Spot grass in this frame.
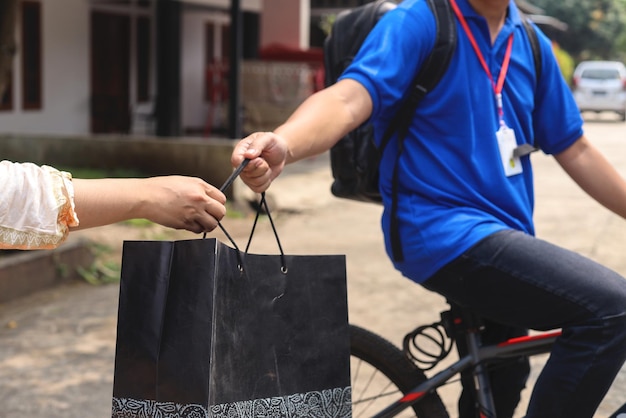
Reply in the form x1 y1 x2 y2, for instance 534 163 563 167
76 242 121 285
56 166 147 179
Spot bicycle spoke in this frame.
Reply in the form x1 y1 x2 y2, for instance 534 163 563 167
351 356 417 417
349 324 449 418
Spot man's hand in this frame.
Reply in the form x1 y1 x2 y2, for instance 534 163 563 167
231 132 290 193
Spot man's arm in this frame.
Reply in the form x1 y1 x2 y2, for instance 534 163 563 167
276 78 373 163
554 135 626 218
231 79 373 193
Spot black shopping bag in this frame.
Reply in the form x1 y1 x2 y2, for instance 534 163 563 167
111 192 352 417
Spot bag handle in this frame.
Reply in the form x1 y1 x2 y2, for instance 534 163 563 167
204 159 287 273
245 192 287 273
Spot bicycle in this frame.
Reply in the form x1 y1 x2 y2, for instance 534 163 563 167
349 301 626 418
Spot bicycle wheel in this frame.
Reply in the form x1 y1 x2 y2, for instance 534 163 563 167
350 324 449 418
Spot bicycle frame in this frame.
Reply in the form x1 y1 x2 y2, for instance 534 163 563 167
371 328 561 418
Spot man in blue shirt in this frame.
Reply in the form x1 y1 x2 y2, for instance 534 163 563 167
231 0 626 416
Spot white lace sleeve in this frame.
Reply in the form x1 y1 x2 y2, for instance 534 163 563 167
0 161 80 250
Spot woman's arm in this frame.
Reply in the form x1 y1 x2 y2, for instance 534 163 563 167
1 160 226 250
71 176 226 233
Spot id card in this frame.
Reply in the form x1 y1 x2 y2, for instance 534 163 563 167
496 125 523 177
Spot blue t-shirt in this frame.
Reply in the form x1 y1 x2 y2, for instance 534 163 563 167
339 0 584 283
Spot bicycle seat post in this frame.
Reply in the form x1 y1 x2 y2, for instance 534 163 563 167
465 327 497 417
446 304 498 417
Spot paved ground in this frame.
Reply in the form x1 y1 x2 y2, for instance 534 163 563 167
0 118 625 417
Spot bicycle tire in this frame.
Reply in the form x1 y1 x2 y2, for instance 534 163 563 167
350 324 449 418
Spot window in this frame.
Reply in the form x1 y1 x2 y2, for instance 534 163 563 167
205 22 215 64
205 21 230 102
221 24 230 63
21 1 42 110
0 73 13 111
581 69 621 81
136 16 151 102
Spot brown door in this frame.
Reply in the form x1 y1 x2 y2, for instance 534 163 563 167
90 12 130 134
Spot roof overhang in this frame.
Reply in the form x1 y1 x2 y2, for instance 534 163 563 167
527 14 568 31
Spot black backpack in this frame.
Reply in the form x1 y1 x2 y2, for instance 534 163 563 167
323 0 542 260
324 0 457 205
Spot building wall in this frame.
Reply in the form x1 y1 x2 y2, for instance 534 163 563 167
260 0 310 49
0 0 296 137
181 8 230 133
181 0 263 134
0 0 90 135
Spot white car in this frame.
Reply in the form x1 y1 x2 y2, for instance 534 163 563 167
572 60 626 121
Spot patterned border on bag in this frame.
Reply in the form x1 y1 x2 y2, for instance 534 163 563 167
112 397 207 417
209 387 352 418
112 387 352 418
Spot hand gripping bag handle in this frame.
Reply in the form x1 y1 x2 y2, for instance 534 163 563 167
204 159 287 273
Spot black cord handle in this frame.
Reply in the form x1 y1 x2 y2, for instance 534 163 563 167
245 192 287 273
202 158 250 248
205 159 287 273
220 158 250 193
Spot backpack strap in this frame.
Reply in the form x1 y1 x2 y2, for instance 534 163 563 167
387 0 457 262
379 0 456 154
521 16 542 83
514 16 542 158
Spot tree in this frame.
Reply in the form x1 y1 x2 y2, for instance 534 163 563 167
532 0 626 61
0 0 17 99
552 42 575 85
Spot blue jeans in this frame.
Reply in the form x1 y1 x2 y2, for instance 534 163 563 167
422 229 626 418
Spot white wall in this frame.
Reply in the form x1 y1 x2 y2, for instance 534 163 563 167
181 9 230 133
0 0 293 137
184 0 262 12
0 0 90 135
180 0 264 133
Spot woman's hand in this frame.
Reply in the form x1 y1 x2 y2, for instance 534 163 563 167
137 176 227 233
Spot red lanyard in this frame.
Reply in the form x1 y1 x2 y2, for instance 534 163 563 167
449 0 513 125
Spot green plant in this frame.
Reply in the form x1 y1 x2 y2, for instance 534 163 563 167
226 202 246 219
122 218 155 228
76 242 120 285
552 42 575 86
54 261 70 278
77 260 121 285
319 13 336 36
